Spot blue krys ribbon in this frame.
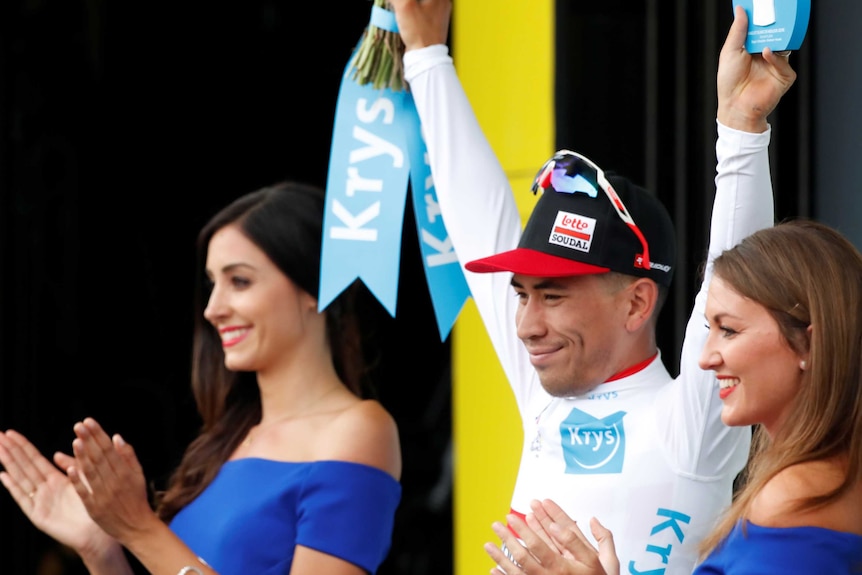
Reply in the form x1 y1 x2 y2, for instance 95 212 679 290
320 12 470 340
370 4 398 32
402 95 470 340
319 59 410 318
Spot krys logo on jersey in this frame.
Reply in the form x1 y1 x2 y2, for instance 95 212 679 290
560 408 626 474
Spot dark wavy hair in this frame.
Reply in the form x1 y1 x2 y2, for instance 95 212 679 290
155 181 368 522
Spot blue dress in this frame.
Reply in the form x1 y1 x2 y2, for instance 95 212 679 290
694 520 862 574
169 459 401 575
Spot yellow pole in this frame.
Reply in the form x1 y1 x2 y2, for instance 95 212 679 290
451 3 554 574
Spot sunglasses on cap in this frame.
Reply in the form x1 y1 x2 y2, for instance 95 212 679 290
532 149 652 271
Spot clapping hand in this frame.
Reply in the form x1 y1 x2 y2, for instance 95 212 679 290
66 417 157 543
0 428 114 557
484 499 619 575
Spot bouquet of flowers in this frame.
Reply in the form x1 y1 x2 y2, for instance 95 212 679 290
350 0 406 91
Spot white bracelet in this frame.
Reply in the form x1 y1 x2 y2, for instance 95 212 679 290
177 567 203 575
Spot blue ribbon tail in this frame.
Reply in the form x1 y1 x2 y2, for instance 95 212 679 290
402 95 471 340
320 59 411 317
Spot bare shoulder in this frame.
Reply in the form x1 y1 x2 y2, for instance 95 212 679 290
320 399 402 480
750 459 862 534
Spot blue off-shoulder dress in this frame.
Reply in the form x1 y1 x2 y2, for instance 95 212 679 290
169 459 401 575
694 520 862 574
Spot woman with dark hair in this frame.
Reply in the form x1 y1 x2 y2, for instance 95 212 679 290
0 181 402 575
484 220 862 574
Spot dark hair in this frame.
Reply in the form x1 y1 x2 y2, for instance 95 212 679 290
155 181 368 521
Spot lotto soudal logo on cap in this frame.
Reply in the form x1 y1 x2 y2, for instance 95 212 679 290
549 211 596 253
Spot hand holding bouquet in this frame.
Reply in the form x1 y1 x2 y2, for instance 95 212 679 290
350 0 406 91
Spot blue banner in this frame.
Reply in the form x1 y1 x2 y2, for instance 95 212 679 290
320 50 470 340
402 96 470 340
320 62 411 317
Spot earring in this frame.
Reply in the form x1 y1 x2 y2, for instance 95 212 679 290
800 360 807 371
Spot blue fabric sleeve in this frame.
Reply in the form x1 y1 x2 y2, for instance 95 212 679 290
296 461 402 574
694 521 862 574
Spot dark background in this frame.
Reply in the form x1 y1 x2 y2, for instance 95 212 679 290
1 2 453 574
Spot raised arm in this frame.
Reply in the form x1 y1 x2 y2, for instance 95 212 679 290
392 0 527 388
393 0 520 275
709 4 796 266
669 3 798 477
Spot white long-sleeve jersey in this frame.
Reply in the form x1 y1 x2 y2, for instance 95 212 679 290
404 45 774 574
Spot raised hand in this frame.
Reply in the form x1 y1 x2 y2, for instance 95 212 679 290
718 4 797 132
389 0 452 51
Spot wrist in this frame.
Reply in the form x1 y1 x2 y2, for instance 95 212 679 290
403 40 447 53
403 44 452 84
717 105 770 134
79 538 131 574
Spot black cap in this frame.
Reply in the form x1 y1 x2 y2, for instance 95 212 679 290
465 150 675 286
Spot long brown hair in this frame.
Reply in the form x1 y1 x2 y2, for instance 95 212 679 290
155 182 369 522
700 220 862 556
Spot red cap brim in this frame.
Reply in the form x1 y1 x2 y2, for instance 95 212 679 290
464 248 611 277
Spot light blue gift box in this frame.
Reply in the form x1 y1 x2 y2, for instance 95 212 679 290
734 0 810 53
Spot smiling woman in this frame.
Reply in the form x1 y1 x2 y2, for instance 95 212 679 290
699 274 808 434
202 225 320 376
693 219 862 570
0 182 403 575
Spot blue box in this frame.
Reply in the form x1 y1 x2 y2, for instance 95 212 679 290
733 0 811 53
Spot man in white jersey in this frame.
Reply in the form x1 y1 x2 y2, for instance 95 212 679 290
391 2 797 573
